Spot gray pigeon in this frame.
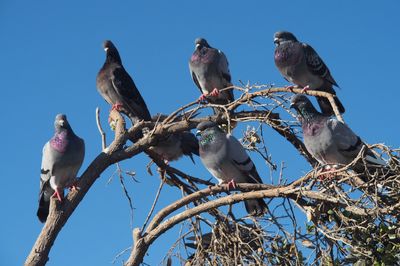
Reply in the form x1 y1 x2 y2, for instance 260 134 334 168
146 114 199 163
37 114 85 223
189 38 234 109
290 95 384 174
274 31 345 115
149 131 199 164
96 40 151 123
196 121 267 216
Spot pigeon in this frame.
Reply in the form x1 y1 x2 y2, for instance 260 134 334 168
290 95 385 174
37 114 85 223
274 31 345 115
96 40 151 123
189 38 234 111
145 114 199 163
149 131 199 164
196 121 267 216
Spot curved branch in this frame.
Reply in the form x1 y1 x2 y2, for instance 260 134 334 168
25 86 335 265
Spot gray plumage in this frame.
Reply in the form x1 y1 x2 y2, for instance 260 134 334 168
149 131 199 163
197 121 267 216
189 38 234 108
37 114 85 223
96 40 151 123
147 114 199 163
290 95 384 173
274 31 345 115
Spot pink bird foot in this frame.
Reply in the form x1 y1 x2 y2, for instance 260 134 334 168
52 188 63 202
69 180 79 192
111 103 124 111
227 179 237 190
318 165 336 180
301 85 310 93
198 94 207 103
209 88 220 97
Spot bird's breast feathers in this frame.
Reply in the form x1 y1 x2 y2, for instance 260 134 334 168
50 132 69 153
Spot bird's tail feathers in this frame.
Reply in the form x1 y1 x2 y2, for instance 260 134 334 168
365 154 386 166
244 198 267 216
316 96 345 116
37 191 50 223
181 132 200 163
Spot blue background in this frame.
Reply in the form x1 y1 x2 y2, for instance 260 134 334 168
1 1 399 265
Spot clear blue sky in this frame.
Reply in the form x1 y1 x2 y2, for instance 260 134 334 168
1 1 399 265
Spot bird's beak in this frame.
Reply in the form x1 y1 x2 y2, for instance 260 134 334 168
289 102 294 109
195 43 200 49
273 38 279 45
195 130 201 137
58 120 65 127
104 47 109 52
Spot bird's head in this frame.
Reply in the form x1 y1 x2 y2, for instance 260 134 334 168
290 94 319 119
196 121 221 146
103 40 116 52
54 114 70 130
196 121 218 136
273 31 298 46
194 38 211 50
102 40 121 63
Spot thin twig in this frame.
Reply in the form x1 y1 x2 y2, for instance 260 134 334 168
96 107 107 150
141 175 165 232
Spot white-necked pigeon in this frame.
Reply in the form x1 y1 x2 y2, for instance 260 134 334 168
274 31 345 115
196 121 267 216
37 114 85 223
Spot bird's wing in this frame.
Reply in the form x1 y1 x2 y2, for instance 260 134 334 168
180 132 199 163
227 134 263 184
329 119 386 165
190 69 203 94
73 137 85 171
40 142 54 186
111 66 151 120
302 43 338 87
328 119 362 158
218 50 232 83
217 50 234 102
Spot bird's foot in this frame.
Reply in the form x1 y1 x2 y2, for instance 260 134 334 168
198 94 208 103
209 88 220 97
68 180 79 192
227 179 237 190
111 103 124 111
52 188 63 202
318 165 337 180
301 85 310 93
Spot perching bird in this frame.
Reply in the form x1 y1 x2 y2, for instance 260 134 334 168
97 40 151 123
149 131 199 164
274 31 345 115
290 95 385 174
146 114 199 163
196 121 267 216
189 38 234 110
37 114 85 223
